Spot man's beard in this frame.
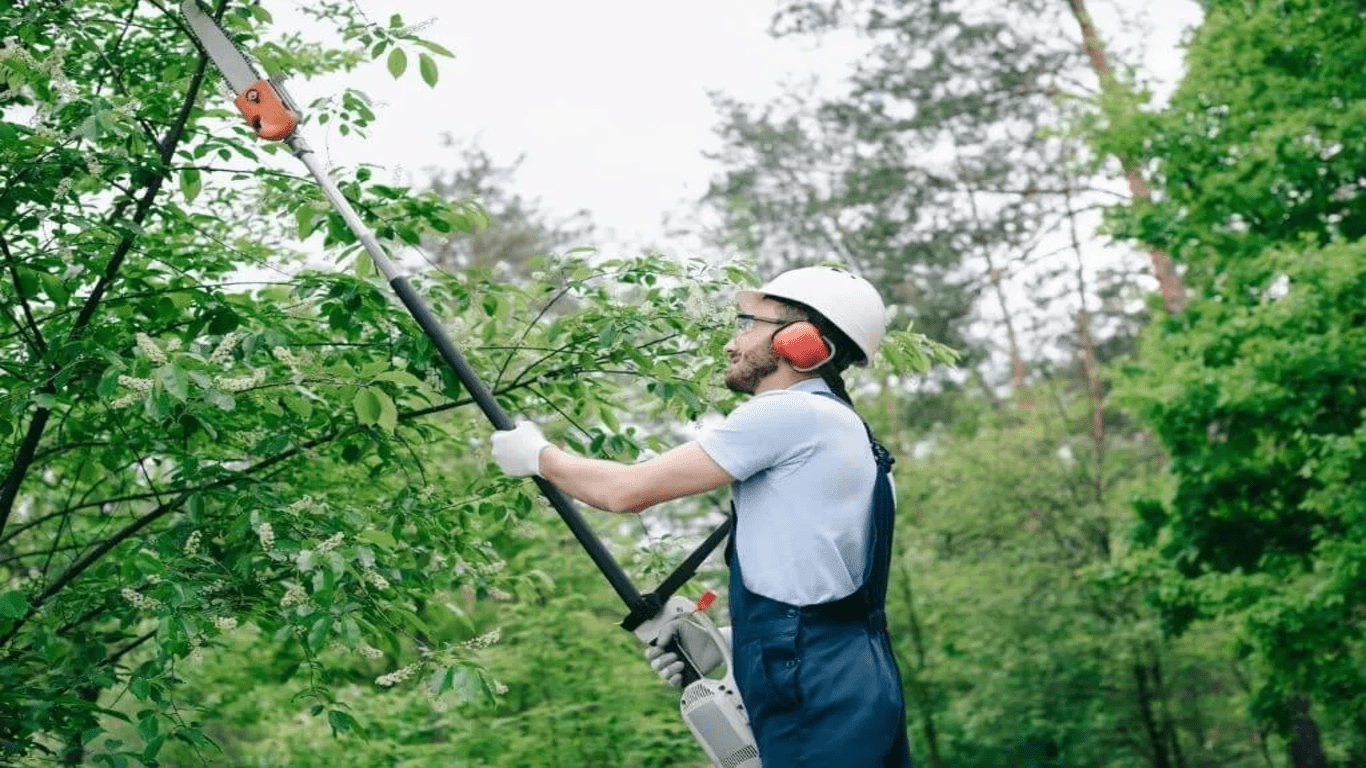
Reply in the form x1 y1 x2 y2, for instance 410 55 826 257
724 345 780 394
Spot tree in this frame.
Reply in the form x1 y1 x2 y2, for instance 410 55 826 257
701 0 1180 425
0 5 951 763
1108 0 1366 760
877 383 1267 768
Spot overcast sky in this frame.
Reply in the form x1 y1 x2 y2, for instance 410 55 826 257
286 1 1202 259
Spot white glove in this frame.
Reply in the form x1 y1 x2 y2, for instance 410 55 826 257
645 619 732 688
490 420 551 477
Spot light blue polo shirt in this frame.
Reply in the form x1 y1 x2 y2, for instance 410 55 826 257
697 378 880 606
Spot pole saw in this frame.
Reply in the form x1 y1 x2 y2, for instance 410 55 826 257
178 3 758 765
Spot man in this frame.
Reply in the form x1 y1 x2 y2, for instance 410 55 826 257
490 266 912 767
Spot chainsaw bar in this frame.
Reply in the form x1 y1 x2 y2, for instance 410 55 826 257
181 0 298 140
180 0 258 92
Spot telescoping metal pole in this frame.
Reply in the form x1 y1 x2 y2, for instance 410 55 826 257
178 0 727 650
285 133 736 623
288 134 729 658
285 134 652 607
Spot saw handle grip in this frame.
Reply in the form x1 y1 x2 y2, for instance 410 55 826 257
664 635 703 687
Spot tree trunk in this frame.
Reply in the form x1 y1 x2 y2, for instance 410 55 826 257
990 266 1029 401
1066 180 1106 479
1064 0 1188 315
1134 662 1173 768
1146 647 1187 768
1286 695 1328 768
961 173 1029 404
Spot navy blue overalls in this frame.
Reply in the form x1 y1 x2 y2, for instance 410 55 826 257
725 391 913 767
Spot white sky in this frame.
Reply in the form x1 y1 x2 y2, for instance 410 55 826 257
271 0 1205 307
298 0 865 256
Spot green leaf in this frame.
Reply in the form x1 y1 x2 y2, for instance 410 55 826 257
418 53 438 87
157 365 189 402
180 167 201 203
357 529 397 549
204 388 235 411
142 733 167 762
376 388 398 433
0 591 29 619
39 272 69 305
373 370 424 387
416 39 456 58
327 709 357 735
129 677 150 701
307 615 333 651
386 48 407 79
137 713 159 742
353 387 383 425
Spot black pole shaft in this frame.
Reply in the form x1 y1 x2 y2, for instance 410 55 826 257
655 517 730 602
388 276 643 608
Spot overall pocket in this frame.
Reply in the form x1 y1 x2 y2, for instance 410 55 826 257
752 617 802 709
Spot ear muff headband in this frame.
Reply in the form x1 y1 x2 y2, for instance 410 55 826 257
771 321 836 372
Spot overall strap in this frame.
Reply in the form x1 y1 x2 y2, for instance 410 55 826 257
810 390 899 628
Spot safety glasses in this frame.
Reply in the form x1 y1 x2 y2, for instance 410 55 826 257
735 313 789 334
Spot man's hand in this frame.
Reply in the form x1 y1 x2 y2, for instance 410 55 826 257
490 420 551 477
644 619 732 688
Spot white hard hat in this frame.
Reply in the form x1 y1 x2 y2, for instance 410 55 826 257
739 267 887 364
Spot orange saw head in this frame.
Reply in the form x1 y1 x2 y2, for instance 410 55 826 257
233 79 298 141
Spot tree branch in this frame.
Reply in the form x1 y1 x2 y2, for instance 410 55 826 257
0 44 212 540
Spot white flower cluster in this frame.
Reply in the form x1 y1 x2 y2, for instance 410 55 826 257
183 530 201 556
0 39 74 103
271 345 309 374
462 628 501 651
208 332 239 366
358 642 384 660
375 663 418 687
280 583 308 609
136 333 167 364
286 496 321 514
121 587 161 611
212 615 238 632
117 374 153 392
214 368 266 392
110 374 154 408
201 579 229 595
188 646 205 666
363 569 390 590
256 522 275 551
472 560 505 576
315 532 345 554
487 588 514 603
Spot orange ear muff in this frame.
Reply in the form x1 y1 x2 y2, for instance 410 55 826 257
772 322 835 372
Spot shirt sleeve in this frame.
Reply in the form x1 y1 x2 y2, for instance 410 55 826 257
696 393 814 481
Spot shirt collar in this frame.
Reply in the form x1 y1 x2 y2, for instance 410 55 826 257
754 377 832 398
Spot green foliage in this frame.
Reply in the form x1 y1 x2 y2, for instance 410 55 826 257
881 388 1269 767
1105 0 1366 753
0 4 947 761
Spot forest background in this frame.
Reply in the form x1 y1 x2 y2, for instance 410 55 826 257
1 0 1364 766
